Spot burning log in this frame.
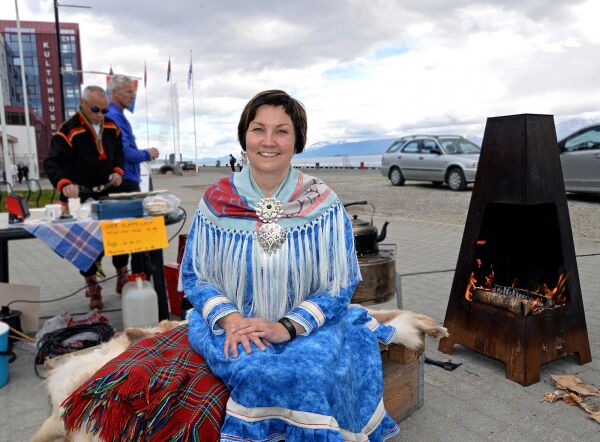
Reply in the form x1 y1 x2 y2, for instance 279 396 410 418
472 284 554 316
492 285 551 306
472 289 532 316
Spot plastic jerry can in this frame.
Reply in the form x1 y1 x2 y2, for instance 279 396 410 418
122 273 159 329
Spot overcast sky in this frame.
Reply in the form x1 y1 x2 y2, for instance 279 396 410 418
2 0 599 160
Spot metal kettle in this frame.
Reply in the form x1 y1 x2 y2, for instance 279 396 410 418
344 201 389 256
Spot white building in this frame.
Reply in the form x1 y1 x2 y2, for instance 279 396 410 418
2 106 41 180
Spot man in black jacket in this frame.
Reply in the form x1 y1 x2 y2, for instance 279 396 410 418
229 154 236 172
45 85 125 310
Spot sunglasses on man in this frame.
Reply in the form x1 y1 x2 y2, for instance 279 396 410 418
83 99 109 114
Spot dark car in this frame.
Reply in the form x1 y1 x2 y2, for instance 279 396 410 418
559 124 600 194
179 161 196 171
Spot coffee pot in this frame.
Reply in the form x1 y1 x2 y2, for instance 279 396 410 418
344 201 389 256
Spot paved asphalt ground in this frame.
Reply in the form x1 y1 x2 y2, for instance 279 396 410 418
1 167 599 441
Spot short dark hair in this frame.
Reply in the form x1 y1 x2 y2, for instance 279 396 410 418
237 90 307 154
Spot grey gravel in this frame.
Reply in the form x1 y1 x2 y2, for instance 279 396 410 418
313 168 600 241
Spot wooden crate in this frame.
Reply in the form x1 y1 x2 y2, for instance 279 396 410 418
380 343 424 423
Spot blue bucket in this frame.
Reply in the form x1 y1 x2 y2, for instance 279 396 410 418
0 322 9 388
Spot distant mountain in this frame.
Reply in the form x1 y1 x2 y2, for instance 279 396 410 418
191 117 597 162
297 135 487 157
180 155 229 164
298 138 396 158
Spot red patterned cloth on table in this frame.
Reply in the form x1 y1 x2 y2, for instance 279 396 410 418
61 324 228 442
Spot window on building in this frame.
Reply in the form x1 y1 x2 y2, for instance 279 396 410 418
6 111 26 125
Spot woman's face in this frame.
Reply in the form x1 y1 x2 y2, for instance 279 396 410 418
245 105 296 178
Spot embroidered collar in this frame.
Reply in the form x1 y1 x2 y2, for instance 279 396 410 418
200 165 337 231
77 111 107 160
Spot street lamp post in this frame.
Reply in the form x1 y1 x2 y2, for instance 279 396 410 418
53 1 91 122
15 0 36 178
53 0 66 122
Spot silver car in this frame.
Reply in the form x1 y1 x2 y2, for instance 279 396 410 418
559 124 600 194
381 135 480 191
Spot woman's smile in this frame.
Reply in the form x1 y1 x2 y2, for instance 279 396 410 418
245 105 296 191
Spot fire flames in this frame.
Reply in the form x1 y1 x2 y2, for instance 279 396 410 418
465 240 569 313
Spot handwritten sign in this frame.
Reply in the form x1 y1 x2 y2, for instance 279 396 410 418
101 217 168 256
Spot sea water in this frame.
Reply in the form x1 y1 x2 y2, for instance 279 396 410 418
195 154 384 168
292 154 382 168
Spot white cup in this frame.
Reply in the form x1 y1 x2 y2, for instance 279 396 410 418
68 198 81 218
29 208 45 221
0 212 8 229
78 204 91 219
44 204 62 221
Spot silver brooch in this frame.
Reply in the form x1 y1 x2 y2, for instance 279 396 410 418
257 222 286 255
256 197 286 254
256 197 283 223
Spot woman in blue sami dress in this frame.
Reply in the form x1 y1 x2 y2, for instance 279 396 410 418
181 90 400 441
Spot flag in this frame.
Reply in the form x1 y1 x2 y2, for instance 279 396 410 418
128 79 139 113
167 57 171 82
187 51 193 89
109 65 114 75
144 61 147 88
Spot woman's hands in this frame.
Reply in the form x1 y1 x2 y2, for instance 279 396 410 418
218 313 268 360
233 317 296 344
217 313 305 359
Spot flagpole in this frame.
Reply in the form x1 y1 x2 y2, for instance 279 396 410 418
144 61 149 149
167 56 176 161
189 50 198 174
175 83 181 161
170 83 176 161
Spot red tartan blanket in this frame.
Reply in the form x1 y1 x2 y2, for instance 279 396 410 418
61 324 229 442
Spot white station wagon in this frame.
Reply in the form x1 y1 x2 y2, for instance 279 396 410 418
559 124 600 194
381 135 480 191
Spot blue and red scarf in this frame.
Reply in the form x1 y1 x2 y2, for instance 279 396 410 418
200 166 337 230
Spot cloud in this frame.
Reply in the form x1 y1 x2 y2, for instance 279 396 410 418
3 0 599 159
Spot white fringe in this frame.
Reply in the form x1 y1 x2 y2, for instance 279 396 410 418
190 202 352 321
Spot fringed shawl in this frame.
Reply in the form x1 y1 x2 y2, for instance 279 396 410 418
187 166 355 321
